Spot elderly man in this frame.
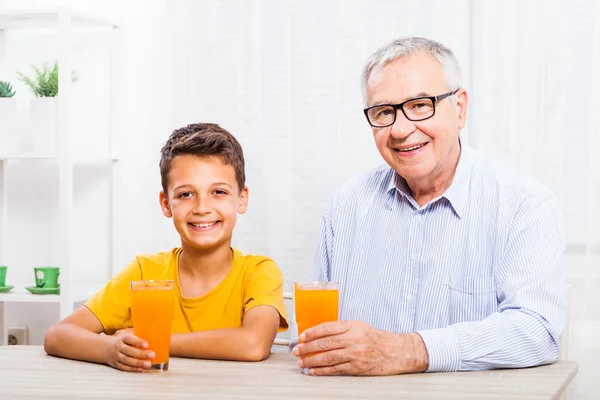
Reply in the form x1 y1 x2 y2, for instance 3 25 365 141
291 37 565 376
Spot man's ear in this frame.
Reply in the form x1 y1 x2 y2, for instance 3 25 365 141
159 191 172 218
237 186 249 214
455 88 468 129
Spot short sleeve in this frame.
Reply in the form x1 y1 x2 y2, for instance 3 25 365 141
243 259 288 332
84 259 142 335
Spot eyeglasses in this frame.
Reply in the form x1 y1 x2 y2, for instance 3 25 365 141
363 89 459 128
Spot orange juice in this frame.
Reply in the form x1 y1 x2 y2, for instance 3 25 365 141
130 280 175 371
294 282 339 337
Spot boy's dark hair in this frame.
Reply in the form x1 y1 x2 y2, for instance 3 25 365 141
160 123 246 193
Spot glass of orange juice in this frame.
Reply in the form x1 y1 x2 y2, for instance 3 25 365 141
130 280 175 371
294 281 340 373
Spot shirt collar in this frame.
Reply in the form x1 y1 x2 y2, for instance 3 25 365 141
384 143 472 218
385 170 410 198
441 144 472 219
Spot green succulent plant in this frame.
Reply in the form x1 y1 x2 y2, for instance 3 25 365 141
16 61 77 97
0 81 16 98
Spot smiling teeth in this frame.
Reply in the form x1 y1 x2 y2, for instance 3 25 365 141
191 222 216 228
398 144 425 152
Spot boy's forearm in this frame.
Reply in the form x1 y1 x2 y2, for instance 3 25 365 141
170 329 272 362
44 323 113 365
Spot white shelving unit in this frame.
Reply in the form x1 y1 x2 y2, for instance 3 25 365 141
0 8 122 345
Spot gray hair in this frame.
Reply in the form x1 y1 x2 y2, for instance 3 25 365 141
360 37 462 106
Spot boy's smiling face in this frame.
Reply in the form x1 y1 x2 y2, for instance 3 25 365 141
159 154 248 252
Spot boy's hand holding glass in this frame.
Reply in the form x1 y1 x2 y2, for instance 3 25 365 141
104 329 155 372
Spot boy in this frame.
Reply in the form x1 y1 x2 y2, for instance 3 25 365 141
44 123 288 371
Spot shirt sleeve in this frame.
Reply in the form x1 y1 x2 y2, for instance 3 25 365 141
243 259 289 332
418 192 565 371
84 259 143 335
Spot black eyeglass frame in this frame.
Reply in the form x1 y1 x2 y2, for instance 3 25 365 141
363 89 460 127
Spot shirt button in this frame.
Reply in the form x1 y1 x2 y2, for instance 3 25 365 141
415 214 422 222
406 294 414 301
410 253 418 261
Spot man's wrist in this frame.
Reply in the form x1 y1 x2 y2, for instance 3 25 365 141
406 332 429 372
389 332 428 374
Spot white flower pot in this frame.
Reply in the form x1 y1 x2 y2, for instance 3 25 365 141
29 97 57 154
0 97 17 153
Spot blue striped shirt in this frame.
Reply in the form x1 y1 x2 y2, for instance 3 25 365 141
298 145 565 372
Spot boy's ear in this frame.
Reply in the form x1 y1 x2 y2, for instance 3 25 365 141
237 186 249 215
159 191 173 218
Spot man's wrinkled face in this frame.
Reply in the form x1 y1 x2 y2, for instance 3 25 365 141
366 52 467 183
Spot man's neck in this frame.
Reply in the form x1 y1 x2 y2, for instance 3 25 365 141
405 144 461 207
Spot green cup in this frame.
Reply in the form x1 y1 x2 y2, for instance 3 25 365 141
34 267 60 288
0 266 7 287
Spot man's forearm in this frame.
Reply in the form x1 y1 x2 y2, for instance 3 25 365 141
170 328 272 362
418 309 561 372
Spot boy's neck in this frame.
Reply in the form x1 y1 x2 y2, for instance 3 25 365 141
178 243 233 282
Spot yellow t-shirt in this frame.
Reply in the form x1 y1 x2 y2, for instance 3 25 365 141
85 248 288 335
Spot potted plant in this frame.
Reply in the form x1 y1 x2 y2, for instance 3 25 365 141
0 81 17 152
0 81 15 98
16 61 77 153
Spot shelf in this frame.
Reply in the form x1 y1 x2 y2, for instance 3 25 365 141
0 8 120 30
0 153 58 160
73 155 120 164
0 6 121 321
0 153 120 162
0 285 102 304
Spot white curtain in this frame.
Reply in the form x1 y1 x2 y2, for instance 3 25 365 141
469 2 599 398
169 1 597 398
170 0 471 283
